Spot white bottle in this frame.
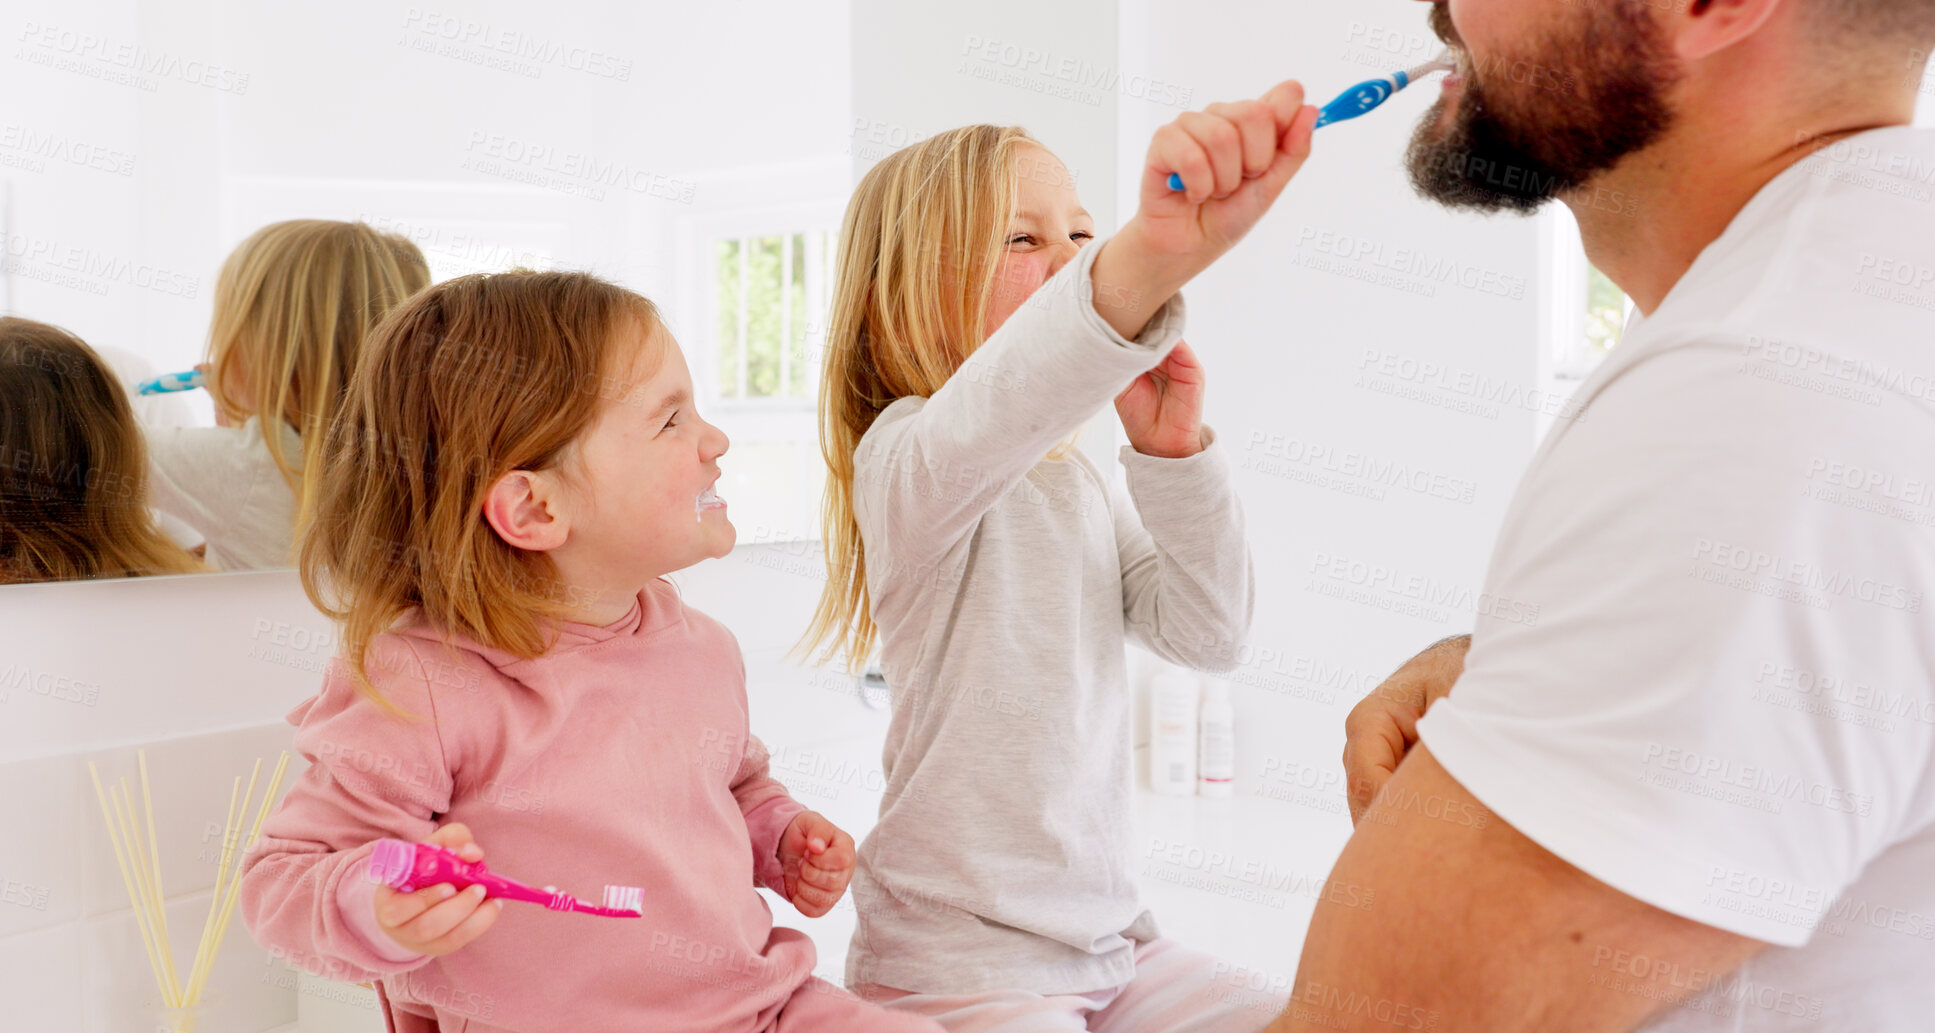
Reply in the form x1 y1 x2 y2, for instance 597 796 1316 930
1149 669 1199 795
1198 679 1235 797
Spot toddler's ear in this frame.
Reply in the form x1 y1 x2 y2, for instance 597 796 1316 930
483 469 570 552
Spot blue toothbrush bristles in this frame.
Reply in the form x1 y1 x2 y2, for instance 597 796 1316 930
137 369 207 395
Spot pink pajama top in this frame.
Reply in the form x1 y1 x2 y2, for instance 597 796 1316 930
238 579 813 1032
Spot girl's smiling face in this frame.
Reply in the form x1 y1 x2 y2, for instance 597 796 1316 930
484 318 734 624
570 323 735 577
984 144 1095 337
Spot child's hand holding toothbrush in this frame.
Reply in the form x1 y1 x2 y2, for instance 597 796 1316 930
1090 80 1320 341
776 811 855 918
373 822 504 956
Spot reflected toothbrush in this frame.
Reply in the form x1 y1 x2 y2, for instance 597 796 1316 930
138 369 206 395
366 838 646 918
1166 50 1456 192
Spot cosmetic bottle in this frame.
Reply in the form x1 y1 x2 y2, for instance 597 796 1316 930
1150 669 1198 795
1198 679 1234 798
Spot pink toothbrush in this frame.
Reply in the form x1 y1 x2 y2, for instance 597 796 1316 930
366 838 645 918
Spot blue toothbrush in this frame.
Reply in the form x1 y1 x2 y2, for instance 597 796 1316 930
1166 51 1455 192
137 369 205 395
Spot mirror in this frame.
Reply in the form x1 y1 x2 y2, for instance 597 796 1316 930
2 1 852 585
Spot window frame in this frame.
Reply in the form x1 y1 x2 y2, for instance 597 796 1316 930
685 203 845 415
673 195 846 544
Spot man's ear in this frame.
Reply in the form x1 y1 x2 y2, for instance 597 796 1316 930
1668 0 1786 63
483 469 570 552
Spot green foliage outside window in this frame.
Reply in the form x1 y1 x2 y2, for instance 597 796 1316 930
1584 265 1627 360
716 233 815 400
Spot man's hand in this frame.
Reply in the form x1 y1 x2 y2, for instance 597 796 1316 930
777 811 855 917
1343 635 1470 822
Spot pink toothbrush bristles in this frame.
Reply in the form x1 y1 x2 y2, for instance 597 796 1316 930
603 885 645 914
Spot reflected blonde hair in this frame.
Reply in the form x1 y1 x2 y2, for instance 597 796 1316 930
207 220 431 513
299 270 663 709
797 124 1041 669
0 318 206 583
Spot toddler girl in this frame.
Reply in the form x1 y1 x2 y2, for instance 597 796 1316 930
801 84 1319 1033
239 270 942 1033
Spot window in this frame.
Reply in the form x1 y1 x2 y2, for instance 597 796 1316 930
1917 46 1935 127
1580 264 1632 373
672 162 847 545
1544 209 1633 384
1537 207 1634 441
713 230 837 404
687 210 844 545
708 227 837 545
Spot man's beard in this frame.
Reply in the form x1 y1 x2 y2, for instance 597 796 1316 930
1406 1 1680 214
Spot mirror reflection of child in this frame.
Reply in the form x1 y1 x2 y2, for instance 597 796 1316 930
0 317 206 584
801 83 1320 1032
237 270 943 1033
146 220 429 570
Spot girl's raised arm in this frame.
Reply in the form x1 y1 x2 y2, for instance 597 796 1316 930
855 237 1188 562
857 82 1318 565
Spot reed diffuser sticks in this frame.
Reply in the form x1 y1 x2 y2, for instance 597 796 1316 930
86 750 292 1011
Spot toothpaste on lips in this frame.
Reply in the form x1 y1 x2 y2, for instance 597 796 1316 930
695 485 725 521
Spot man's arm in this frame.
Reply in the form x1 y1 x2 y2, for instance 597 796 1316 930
1267 745 1766 1033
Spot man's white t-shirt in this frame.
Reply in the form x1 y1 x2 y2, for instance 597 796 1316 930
1418 125 1935 1030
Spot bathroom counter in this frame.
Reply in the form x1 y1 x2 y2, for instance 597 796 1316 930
1130 787 1347 993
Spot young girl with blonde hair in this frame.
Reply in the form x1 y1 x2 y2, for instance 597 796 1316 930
0 317 205 583
800 85 1320 1031
147 219 430 569
238 269 943 1033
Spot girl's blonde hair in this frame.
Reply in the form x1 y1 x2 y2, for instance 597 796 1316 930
798 124 1040 669
0 318 206 583
299 269 663 709
206 220 431 510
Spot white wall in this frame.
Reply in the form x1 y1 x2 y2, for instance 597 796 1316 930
2 0 853 396
0 569 324 1033
850 0 1125 225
